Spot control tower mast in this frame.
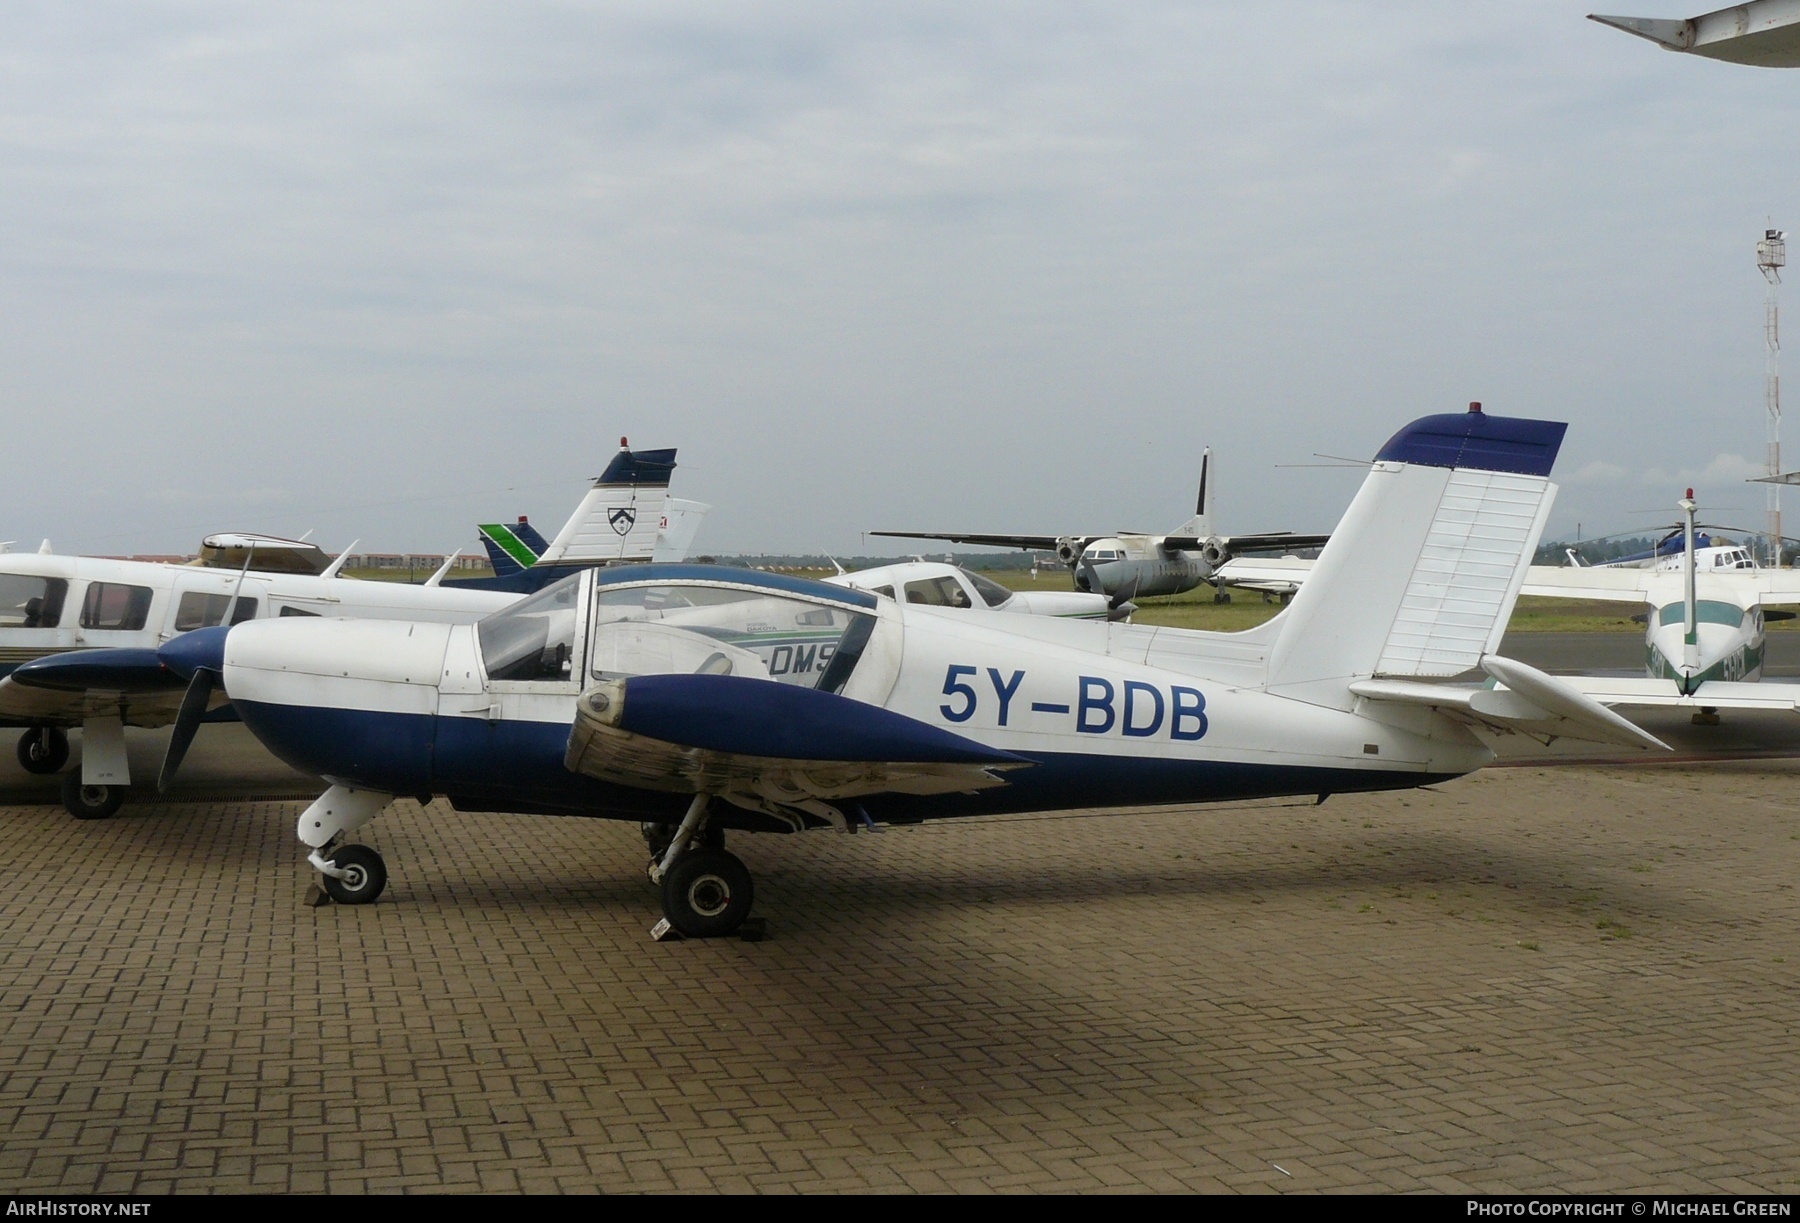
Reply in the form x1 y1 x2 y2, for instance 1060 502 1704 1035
1760 228 1786 566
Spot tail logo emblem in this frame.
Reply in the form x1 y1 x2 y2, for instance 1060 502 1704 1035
609 507 637 536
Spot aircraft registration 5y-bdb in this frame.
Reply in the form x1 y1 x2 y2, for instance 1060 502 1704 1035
141 407 1666 938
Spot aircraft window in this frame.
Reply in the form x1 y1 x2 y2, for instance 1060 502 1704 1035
904 577 972 608
0 576 67 629
1657 601 1745 628
278 605 322 618
79 582 153 632
174 591 259 631
871 585 895 600
960 569 1013 609
478 573 581 682
591 583 873 689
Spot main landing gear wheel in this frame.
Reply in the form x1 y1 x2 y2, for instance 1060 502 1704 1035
18 727 69 775
661 849 754 938
320 843 387 905
61 773 123 820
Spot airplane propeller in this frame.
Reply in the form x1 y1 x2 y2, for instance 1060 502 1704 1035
1079 557 1139 622
153 626 231 793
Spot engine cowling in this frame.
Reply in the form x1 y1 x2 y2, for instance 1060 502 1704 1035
1200 537 1228 568
1055 536 1081 564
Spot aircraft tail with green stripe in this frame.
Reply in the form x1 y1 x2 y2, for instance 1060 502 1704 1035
472 439 711 585
477 517 552 578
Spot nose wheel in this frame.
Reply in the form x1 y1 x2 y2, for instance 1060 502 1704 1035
313 843 388 905
18 727 70 775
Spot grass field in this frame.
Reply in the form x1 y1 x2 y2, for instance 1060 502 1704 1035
773 564 1797 634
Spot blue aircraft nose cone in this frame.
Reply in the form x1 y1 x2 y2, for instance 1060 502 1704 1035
157 625 231 680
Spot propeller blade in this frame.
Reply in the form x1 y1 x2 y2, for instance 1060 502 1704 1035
158 668 216 793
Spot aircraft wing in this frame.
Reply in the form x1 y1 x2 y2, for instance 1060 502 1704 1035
1752 570 1800 605
1538 675 1800 712
565 673 1033 814
0 648 205 728
1160 532 1331 554
1351 655 1669 751
1518 565 1655 603
868 531 1075 552
1212 555 1314 594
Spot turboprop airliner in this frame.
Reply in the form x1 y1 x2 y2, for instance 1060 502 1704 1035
873 448 1330 606
1519 490 1800 718
34 405 1671 938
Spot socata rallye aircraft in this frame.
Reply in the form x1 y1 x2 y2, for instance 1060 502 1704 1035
36 406 1669 939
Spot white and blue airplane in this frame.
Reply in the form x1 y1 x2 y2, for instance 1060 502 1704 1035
0 442 710 818
38 407 1668 937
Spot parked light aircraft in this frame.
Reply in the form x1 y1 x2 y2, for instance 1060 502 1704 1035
470 440 711 591
0 443 710 818
1518 490 1800 716
873 448 1330 606
1591 2 1800 67
36 406 1672 938
825 561 1114 620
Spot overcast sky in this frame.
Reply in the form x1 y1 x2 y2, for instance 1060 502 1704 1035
3 2 1798 557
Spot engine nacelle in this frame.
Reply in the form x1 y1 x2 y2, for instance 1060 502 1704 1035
1200 537 1228 568
1055 536 1082 565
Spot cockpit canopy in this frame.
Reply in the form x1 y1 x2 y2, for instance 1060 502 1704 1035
474 567 879 693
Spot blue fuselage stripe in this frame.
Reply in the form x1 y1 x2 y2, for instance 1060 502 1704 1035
231 701 1452 826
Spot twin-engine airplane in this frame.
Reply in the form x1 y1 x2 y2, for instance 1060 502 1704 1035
1519 491 1800 717
873 448 1330 606
0 442 710 818
62 406 1669 939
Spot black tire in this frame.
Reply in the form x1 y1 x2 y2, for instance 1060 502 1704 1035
18 727 69 775
661 848 754 938
61 772 123 820
320 844 387 905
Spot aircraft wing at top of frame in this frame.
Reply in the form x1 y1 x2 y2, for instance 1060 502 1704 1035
1590 3 1800 67
1520 565 1657 603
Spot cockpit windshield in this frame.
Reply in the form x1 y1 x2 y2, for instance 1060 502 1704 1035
477 573 581 682
960 568 1013 609
591 582 874 692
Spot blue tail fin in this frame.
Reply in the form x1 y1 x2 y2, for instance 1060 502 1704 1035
478 517 549 577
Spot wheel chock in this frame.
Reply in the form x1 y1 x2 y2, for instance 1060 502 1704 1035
738 917 767 942
305 882 333 908
650 917 682 941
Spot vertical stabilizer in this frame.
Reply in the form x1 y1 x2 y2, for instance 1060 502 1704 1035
1264 408 1565 709
537 443 678 565
1169 448 1214 538
652 498 712 562
478 516 549 577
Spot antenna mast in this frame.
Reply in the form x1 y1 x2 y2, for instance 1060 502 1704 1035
1759 228 1786 566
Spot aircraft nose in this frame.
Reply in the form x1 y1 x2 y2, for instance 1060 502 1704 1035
158 625 231 680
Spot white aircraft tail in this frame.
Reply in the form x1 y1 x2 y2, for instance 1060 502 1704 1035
1264 407 1565 708
538 442 680 565
1168 447 1213 539
651 498 712 562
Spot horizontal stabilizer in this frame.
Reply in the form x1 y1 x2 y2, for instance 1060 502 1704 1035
1351 655 1669 751
1547 675 1800 711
